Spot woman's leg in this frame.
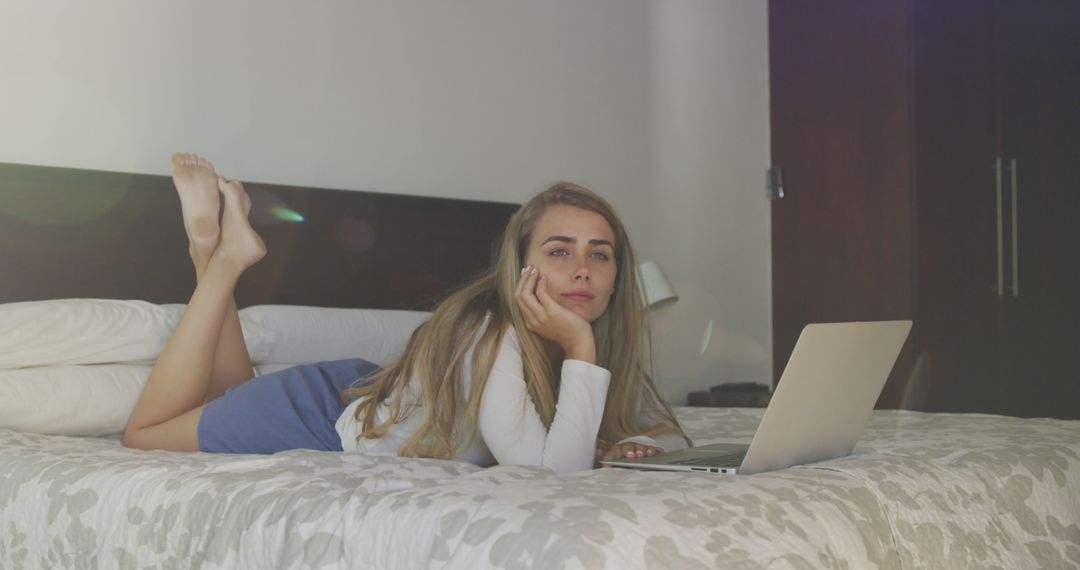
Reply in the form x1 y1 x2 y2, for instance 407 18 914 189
206 298 253 402
170 153 258 403
124 175 266 451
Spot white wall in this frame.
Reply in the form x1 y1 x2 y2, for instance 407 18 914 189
647 1 772 401
0 0 770 403
0 1 652 204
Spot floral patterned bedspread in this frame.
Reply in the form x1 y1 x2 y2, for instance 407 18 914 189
1 408 1077 569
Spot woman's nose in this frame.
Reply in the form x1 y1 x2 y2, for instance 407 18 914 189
573 263 590 281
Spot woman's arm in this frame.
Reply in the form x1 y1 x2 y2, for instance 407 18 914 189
477 327 609 474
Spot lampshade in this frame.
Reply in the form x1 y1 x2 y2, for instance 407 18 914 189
639 261 678 306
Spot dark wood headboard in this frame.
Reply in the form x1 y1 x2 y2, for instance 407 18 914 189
0 162 519 310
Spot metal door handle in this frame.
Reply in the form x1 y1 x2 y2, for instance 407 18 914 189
995 157 1004 297
1010 159 1019 297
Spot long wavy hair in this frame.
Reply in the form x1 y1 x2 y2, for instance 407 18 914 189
341 182 687 459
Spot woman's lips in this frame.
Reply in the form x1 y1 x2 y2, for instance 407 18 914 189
562 292 594 302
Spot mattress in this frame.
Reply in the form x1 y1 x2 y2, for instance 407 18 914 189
2 407 1077 569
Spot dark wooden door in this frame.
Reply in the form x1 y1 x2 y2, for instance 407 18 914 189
770 0 1079 416
768 0 915 405
996 0 1080 419
909 0 1004 414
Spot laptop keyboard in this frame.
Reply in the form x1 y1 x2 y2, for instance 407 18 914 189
671 453 746 468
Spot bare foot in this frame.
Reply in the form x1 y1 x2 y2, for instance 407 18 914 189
215 178 266 271
171 153 221 267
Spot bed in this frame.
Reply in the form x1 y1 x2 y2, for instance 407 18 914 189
1 163 1078 569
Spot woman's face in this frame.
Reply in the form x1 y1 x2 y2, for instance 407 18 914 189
523 204 618 322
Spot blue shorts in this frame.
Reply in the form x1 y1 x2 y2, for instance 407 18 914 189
197 358 381 454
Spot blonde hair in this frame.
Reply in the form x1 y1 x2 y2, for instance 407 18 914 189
341 182 687 459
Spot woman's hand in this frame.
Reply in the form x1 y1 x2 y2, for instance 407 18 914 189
595 442 662 467
515 266 595 362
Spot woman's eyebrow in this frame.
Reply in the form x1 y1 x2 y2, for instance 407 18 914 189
541 236 614 248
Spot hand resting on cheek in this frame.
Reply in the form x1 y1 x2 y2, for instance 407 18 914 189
514 266 596 364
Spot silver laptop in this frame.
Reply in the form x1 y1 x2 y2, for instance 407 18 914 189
602 320 912 475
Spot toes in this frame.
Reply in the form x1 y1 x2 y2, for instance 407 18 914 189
217 177 244 197
170 153 190 168
217 176 242 190
218 177 252 214
171 152 215 171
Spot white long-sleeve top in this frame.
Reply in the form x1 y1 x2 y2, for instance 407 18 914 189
335 318 686 473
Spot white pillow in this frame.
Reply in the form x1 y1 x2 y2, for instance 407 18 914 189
240 305 429 367
0 364 151 436
0 300 426 436
0 298 271 369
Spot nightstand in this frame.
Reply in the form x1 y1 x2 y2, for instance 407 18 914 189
687 383 772 407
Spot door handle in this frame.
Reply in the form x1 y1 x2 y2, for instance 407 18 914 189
994 157 1004 297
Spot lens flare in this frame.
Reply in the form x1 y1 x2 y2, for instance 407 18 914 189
700 319 714 355
270 206 304 223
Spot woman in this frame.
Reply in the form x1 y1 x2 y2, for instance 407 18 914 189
123 154 689 473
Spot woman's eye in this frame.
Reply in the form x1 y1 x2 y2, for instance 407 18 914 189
547 248 609 260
